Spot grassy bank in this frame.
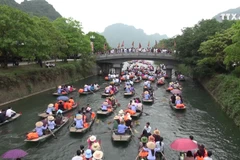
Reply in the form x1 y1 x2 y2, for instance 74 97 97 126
201 74 240 127
0 61 97 105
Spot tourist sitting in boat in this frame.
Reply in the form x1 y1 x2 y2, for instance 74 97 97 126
138 136 149 159
71 150 82 160
170 94 176 104
84 149 93 160
143 91 150 100
87 135 97 149
125 86 131 93
46 103 55 115
85 109 92 123
35 121 47 137
116 120 129 135
129 80 134 85
64 100 73 110
144 122 152 134
5 107 16 119
93 150 104 160
58 101 65 111
74 114 83 129
91 142 101 153
155 136 164 159
104 87 110 94
113 115 120 130
47 116 56 130
134 98 141 103
69 97 75 105
90 84 95 91
94 83 99 90
175 96 185 108
142 141 160 160
173 81 180 89
84 85 89 92
152 129 161 140
130 85 135 92
0 110 6 123
125 103 137 115
101 101 109 111
124 113 132 131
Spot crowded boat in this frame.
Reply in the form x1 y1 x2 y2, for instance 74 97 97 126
52 85 76 96
78 83 100 95
0 107 21 126
101 85 119 97
97 97 117 116
169 94 186 110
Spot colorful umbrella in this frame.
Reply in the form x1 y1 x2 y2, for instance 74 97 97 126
170 138 198 152
1 149 28 159
57 96 69 101
171 89 182 94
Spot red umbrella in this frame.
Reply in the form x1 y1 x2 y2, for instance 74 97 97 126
170 138 198 152
171 89 182 94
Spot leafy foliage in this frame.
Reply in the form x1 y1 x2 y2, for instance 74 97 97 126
0 6 107 69
87 32 110 53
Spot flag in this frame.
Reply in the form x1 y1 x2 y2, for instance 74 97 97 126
148 41 150 48
121 41 124 47
155 40 158 46
132 41 134 47
117 43 120 49
139 43 142 48
104 43 107 50
174 40 176 47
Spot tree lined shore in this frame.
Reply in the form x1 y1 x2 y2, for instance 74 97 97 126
0 5 109 68
160 19 240 126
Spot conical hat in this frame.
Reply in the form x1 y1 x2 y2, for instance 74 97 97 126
176 96 180 100
35 121 43 127
103 102 108 106
89 135 96 142
76 114 82 120
93 150 104 159
48 103 54 108
153 129 160 135
114 115 120 120
48 116 54 121
58 86 61 89
147 141 156 149
91 142 101 151
118 109 124 115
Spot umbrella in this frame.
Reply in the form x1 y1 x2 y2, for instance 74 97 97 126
57 96 69 101
171 89 182 94
170 138 198 152
1 149 28 159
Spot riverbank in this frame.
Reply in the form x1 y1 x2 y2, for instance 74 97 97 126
0 61 97 106
176 64 240 127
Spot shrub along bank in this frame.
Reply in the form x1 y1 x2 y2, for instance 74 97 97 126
201 75 240 127
0 62 97 105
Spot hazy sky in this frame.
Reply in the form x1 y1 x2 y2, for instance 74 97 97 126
16 0 240 37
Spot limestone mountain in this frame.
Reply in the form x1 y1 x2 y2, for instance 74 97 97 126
213 6 240 21
0 0 61 21
102 23 168 48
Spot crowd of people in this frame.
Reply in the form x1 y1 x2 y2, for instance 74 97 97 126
57 85 74 94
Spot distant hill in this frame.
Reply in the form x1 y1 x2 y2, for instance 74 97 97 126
102 23 168 48
0 0 61 21
213 7 240 21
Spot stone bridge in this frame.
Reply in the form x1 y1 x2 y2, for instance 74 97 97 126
95 52 180 76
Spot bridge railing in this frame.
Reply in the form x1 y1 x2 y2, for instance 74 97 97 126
95 52 174 60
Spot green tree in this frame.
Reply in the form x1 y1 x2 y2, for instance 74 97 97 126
53 17 84 60
87 32 110 53
197 28 236 76
0 5 37 68
224 21 240 68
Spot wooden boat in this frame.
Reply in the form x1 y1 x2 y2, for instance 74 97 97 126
157 80 165 85
52 88 76 96
101 90 119 97
169 100 186 110
24 117 69 142
124 91 135 96
0 113 21 126
112 130 132 142
142 97 154 104
69 112 96 133
79 87 100 95
131 106 143 119
97 105 117 116
38 103 78 118
177 76 186 81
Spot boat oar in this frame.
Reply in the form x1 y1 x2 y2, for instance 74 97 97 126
89 90 95 94
135 149 142 160
142 111 150 116
48 127 57 139
160 151 167 160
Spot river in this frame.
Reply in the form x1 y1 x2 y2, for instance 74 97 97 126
0 61 239 160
